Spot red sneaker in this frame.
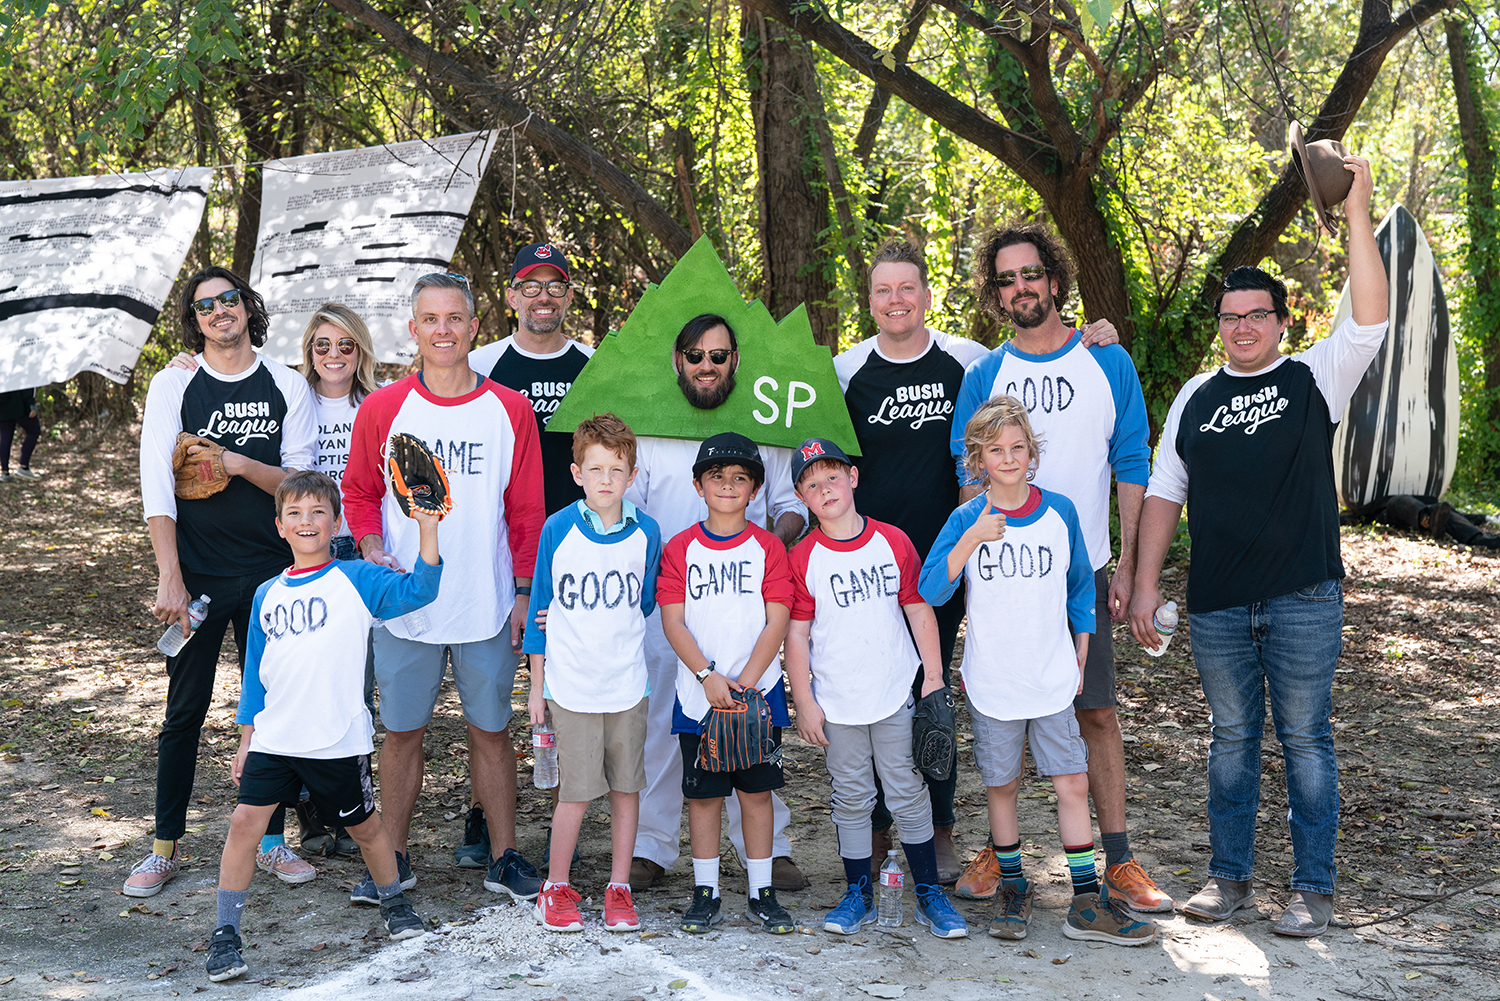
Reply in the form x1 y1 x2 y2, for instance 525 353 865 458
534 882 584 932
604 883 641 932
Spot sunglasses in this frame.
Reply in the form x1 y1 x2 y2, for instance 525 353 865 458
313 337 358 356
191 288 243 315
417 271 470 284
511 280 571 299
991 265 1048 288
680 348 732 365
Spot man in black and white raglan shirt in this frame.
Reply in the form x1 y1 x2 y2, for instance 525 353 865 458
133 267 316 897
470 243 594 515
1130 156 1387 938
837 239 1119 882
462 243 594 868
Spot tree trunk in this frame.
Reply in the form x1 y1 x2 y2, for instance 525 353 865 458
1446 17 1500 476
743 9 839 349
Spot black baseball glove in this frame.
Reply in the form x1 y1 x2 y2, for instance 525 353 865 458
911 687 957 781
386 432 453 520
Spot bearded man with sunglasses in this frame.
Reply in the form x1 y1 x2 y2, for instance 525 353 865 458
133 267 317 897
948 227 1173 917
624 313 811 894
1130 156 1387 936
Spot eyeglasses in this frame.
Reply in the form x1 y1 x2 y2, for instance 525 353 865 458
190 288 243 315
1217 310 1273 329
511 280 571 298
680 348 732 365
990 265 1047 288
313 337 358 357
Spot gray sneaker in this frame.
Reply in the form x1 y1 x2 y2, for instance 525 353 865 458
1272 890 1333 937
381 892 426 940
988 878 1033 940
1181 878 1255 922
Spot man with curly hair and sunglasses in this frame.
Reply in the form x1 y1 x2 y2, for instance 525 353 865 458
947 226 1172 917
133 267 317 897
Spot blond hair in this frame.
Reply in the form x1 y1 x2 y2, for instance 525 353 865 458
301 303 378 404
963 396 1043 483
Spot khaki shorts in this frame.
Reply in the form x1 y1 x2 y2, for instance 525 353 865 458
547 697 648 803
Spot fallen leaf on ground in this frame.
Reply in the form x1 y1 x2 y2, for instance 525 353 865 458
394 968 430 983
857 985 905 999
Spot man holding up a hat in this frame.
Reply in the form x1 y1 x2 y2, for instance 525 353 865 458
1129 152 1388 937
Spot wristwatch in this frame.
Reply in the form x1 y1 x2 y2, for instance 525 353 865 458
695 661 716 683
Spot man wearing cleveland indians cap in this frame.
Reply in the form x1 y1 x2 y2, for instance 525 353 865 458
461 243 594 868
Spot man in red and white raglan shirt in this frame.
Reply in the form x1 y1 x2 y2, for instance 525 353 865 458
343 272 548 903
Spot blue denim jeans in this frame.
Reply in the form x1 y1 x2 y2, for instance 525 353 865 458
1188 578 1343 895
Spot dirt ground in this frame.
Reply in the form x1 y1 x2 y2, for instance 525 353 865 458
2 423 1499 1000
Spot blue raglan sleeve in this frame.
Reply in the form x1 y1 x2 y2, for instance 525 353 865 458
235 580 275 725
1097 345 1152 486
951 352 1000 487
1058 495 1097 635
639 514 664 619
919 502 976 606
342 558 443 620
523 514 566 656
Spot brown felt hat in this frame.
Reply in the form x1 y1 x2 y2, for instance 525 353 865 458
1289 121 1354 234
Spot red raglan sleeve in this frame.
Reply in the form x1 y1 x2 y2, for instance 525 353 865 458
656 530 690 605
788 537 817 622
759 529 795 610
881 521 926 605
498 384 545 577
342 381 404 545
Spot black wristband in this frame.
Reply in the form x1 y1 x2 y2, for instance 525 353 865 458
515 586 531 595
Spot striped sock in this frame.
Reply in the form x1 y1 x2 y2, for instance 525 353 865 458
1064 842 1099 897
996 841 1023 882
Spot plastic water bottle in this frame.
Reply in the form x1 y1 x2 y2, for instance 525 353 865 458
877 850 903 926
1145 600 1178 657
532 710 558 789
157 595 211 657
403 605 430 636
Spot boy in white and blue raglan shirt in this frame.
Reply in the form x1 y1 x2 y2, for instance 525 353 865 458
206 471 442 983
524 414 662 935
920 398 1155 947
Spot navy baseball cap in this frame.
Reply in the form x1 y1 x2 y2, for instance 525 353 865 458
510 242 571 282
693 432 764 482
791 437 852 485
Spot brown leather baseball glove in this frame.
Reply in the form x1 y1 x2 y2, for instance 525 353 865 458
172 432 229 500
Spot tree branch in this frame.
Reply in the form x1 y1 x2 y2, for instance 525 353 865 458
323 0 693 258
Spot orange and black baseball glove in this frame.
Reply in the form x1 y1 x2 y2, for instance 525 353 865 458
386 432 453 520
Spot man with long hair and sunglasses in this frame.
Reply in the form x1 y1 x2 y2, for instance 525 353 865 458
458 245 594 868
947 226 1174 922
132 267 317 897
343 271 548 905
1130 155 1387 937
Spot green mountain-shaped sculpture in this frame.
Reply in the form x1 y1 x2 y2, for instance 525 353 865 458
549 236 859 454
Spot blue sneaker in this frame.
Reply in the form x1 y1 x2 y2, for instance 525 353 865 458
453 806 491 869
823 880 876 935
484 847 543 902
350 851 416 905
914 884 969 938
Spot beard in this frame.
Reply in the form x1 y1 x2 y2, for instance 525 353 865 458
678 367 735 410
522 303 564 336
1007 289 1053 329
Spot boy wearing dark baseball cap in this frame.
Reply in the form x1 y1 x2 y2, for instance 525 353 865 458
655 432 797 934
784 438 968 938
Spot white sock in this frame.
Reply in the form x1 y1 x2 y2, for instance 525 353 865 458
607 881 630 892
691 856 721 897
747 857 773 896
543 880 567 891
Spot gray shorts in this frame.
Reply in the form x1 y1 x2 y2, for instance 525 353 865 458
371 625 516 733
970 702 1089 786
1074 567 1116 711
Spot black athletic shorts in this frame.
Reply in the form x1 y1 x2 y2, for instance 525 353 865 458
239 751 376 827
678 728 785 800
